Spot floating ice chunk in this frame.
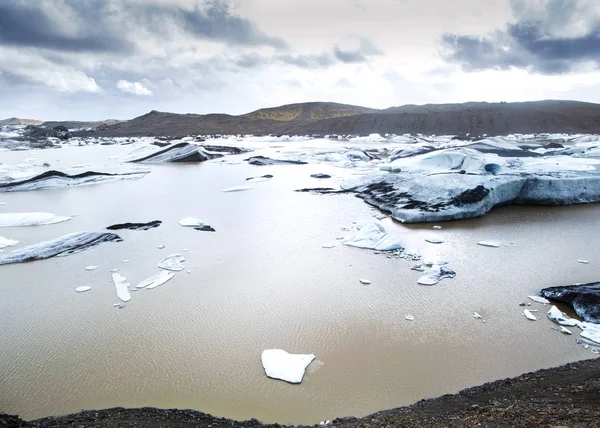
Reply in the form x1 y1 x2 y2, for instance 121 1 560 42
0 232 121 265
342 222 404 251
158 254 185 271
402 248 421 261
246 174 273 183
137 270 175 289
112 273 131 302
473 312 483 319
547 305 580 326
405 314 415 321
528 295 550 304
75 286 91 292
261 349 315 384
523 309 537 321
422 259 448 267
425 236 444 244
359 279 371 284
577 259 590 264
223 186 254 192
122 259 130 263
179 217 207 228
182 248 190 252
417 265 456 285
560 326 573 335
85 265 98 271
0 236 19 248
433 225 442 230
0 212 71 227
322 243 337 249
110 268 120 273
157 244 165 249
477 241 500 248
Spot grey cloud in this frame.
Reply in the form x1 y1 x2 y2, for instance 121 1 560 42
441 0 600 74
0 0 286 53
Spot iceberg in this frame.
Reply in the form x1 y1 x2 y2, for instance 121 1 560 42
261 349 315 384
417 265 456 285
136 270 175 289
342 222 404 251
0 236 19 249
0 232 121 265
0 212 71 227
107 220 162 231
0 170 146 192
112 273 131 302
126 143 223 163
541 282 600 323
546 306 580 327
158 254 185 271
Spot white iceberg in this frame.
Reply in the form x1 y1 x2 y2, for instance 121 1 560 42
136 270 175 289
547 305 580 327
112 273 131 302
342 222 404 251
261 349 315 384
0 212 71 227
158 254 185 271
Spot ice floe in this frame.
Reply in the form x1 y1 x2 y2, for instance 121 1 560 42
179 217 207 227
342 222 403 251
425 236 444 244
528 295 550 304
136 270 175 289
0 212 71 227
75 286 91 292
0 236 19 248
523 309 537 321
417 265 456 285
359 279 371 284
112 273 131 302
261 349 315 384
477 241 500 248
0 232 121 265
223 186 254 192
85 265 98 271
246 174 273 182
158 254 185 271
405 314 415 321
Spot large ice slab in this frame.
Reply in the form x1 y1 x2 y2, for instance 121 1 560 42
112 273 131 302
0 232 121 265
0 212 72 227
342 222 404 251
136 270 175 289
126 143 223 163
0 170 146 192
261 349 315 384
541 282 600 323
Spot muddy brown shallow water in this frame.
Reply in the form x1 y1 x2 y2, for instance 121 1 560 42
0 141 598 424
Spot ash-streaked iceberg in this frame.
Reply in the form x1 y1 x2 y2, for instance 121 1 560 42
245 156 308 166
261 349 315 384
0 170 146 192
126 143 223 163
0 212 71 227
0 232 121 265
107 220 162 231
541 282 600 323
342 222 404 251
417 265 456 285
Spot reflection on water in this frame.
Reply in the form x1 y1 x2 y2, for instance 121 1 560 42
0 142 597 424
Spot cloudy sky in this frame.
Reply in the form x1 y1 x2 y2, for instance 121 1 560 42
1 0 600 120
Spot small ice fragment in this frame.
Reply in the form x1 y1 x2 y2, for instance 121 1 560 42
425 236 444 244
158 253 185 271
359 279 371 285
417 265 456 285
222 186 254 192
477 241 500 248
473 312 483 320
523 309 537 321
547 305 580 327
122 259 130 263
85 265 98 271
528 295 550 304
182 248 190 252
112 273 131 302
179 217 206 227
187 269 191 273
157 244 165 249
433 225 442 230
322 243 337 249
110 268 120 273
405 314 415 321
136 270 175 289
560 327 572 335
75 286 91 292
113 303 126 309
261 349 315 384
577 259 590 264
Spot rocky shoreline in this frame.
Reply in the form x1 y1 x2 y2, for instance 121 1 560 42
2 357 599 428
